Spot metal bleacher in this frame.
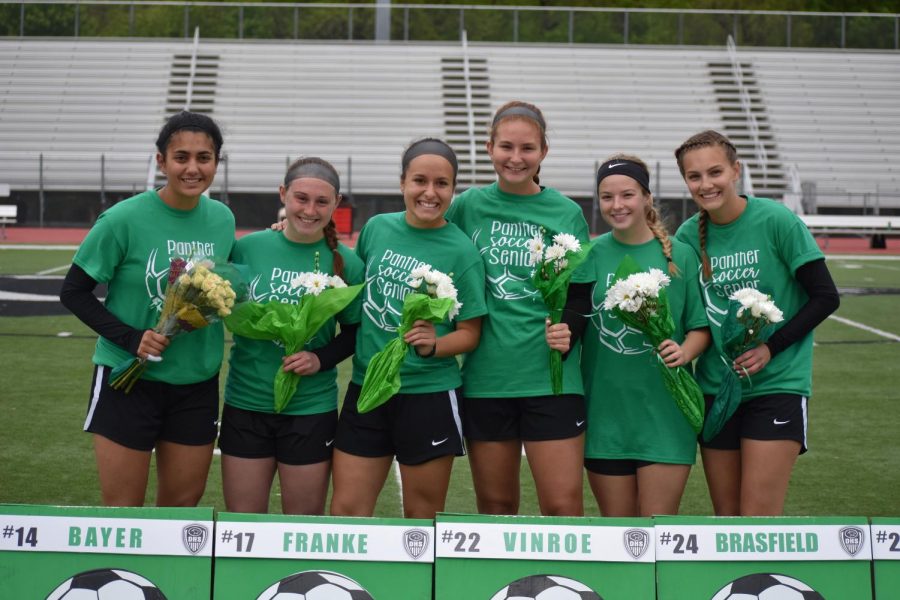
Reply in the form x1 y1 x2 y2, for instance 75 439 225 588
1 38 898 210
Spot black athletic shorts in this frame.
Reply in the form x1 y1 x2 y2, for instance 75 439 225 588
584 458 656 476
335 382 465 466
699 393 808 454
85 365 219 451
218 404 337 465
463 394 586 442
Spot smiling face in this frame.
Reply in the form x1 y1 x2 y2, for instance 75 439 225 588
156 130 218 207
599 174 652 239
400 154 455 229
279 177 339 243
680 145 743 222
486 118 548 194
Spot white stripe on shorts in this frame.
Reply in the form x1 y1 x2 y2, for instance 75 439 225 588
448 389 465 454
84 365 104 431
801 395 808 450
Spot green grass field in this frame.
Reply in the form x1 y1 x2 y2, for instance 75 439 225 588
1 248 898 517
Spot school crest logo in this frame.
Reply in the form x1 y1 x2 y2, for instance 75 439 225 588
182 523 209 555
839 526 865 557
403 528 430 560
624 528 650 559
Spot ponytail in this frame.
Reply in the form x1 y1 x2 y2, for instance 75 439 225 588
322 220 344 279
698 209 713 281
646 204 680 277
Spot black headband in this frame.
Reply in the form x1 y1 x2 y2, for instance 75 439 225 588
597 159 651 194
492 105 546 130
402 139 458 178
284 161 340 193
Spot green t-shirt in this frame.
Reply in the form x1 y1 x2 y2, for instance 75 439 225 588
73 190 235 384
675 196 825 398
573 234 708 464
224 230 364 415
445 182 590 397
352 212 487 393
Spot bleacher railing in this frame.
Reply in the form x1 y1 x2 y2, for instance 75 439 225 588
2 1 899 50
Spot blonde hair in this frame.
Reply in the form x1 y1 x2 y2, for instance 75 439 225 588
604 153 679 276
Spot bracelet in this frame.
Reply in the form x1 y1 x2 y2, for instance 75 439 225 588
420 342 437 358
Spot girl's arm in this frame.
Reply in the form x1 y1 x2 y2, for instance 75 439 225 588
734 258 839 376
658 328 711 368
284 322 360 375
60 263 168 357
404 317 482 358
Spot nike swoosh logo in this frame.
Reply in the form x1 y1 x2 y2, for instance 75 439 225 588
325 439 334 447
773 419 790 425
576 420 585 427
607 162 626 169
431 438 449 446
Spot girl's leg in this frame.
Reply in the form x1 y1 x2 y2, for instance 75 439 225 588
467 440 523 515
636 463 691 517
739 439 801 516
154 440 214 507
278 460 332 515
587 472 638 517
524 435 585 516
700 447 741 516
330 450 393 517
221 455 277 513
398 455 455 519
93 434 151 506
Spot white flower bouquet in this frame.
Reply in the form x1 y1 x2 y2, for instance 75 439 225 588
703 287 784 441
224 252 362 413
528 230 593 395
357 264 461 413
109 257 244 393
603 255 704 433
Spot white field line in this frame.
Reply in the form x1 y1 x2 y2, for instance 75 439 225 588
828 315 900 342
827 254 900 262
393 459 404 513
0 290 58 301
37 264 71 275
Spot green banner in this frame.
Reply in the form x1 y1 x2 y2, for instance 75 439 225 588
0 504 213 599
654 516 872 599
213 513 433 599
872 517 900 598
434 513 655 600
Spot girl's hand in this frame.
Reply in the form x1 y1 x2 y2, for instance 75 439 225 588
270 218 286 231
138 330 169 361
404 320 438 356
545 318 571 353
283 350 321 375
733 343 771 377
657 339 687 367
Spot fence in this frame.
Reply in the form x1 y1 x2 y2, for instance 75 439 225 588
2 1 899 50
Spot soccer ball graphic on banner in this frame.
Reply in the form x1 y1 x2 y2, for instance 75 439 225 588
45 568 167 600
255 570 374 600
490 574 604 600
710 573 825 600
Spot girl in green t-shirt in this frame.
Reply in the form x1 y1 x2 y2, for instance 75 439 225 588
444 101 590 517
673 130 840 516
220 158 364 515
329 139 487 519
60 111 235 507
547 155 710 517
